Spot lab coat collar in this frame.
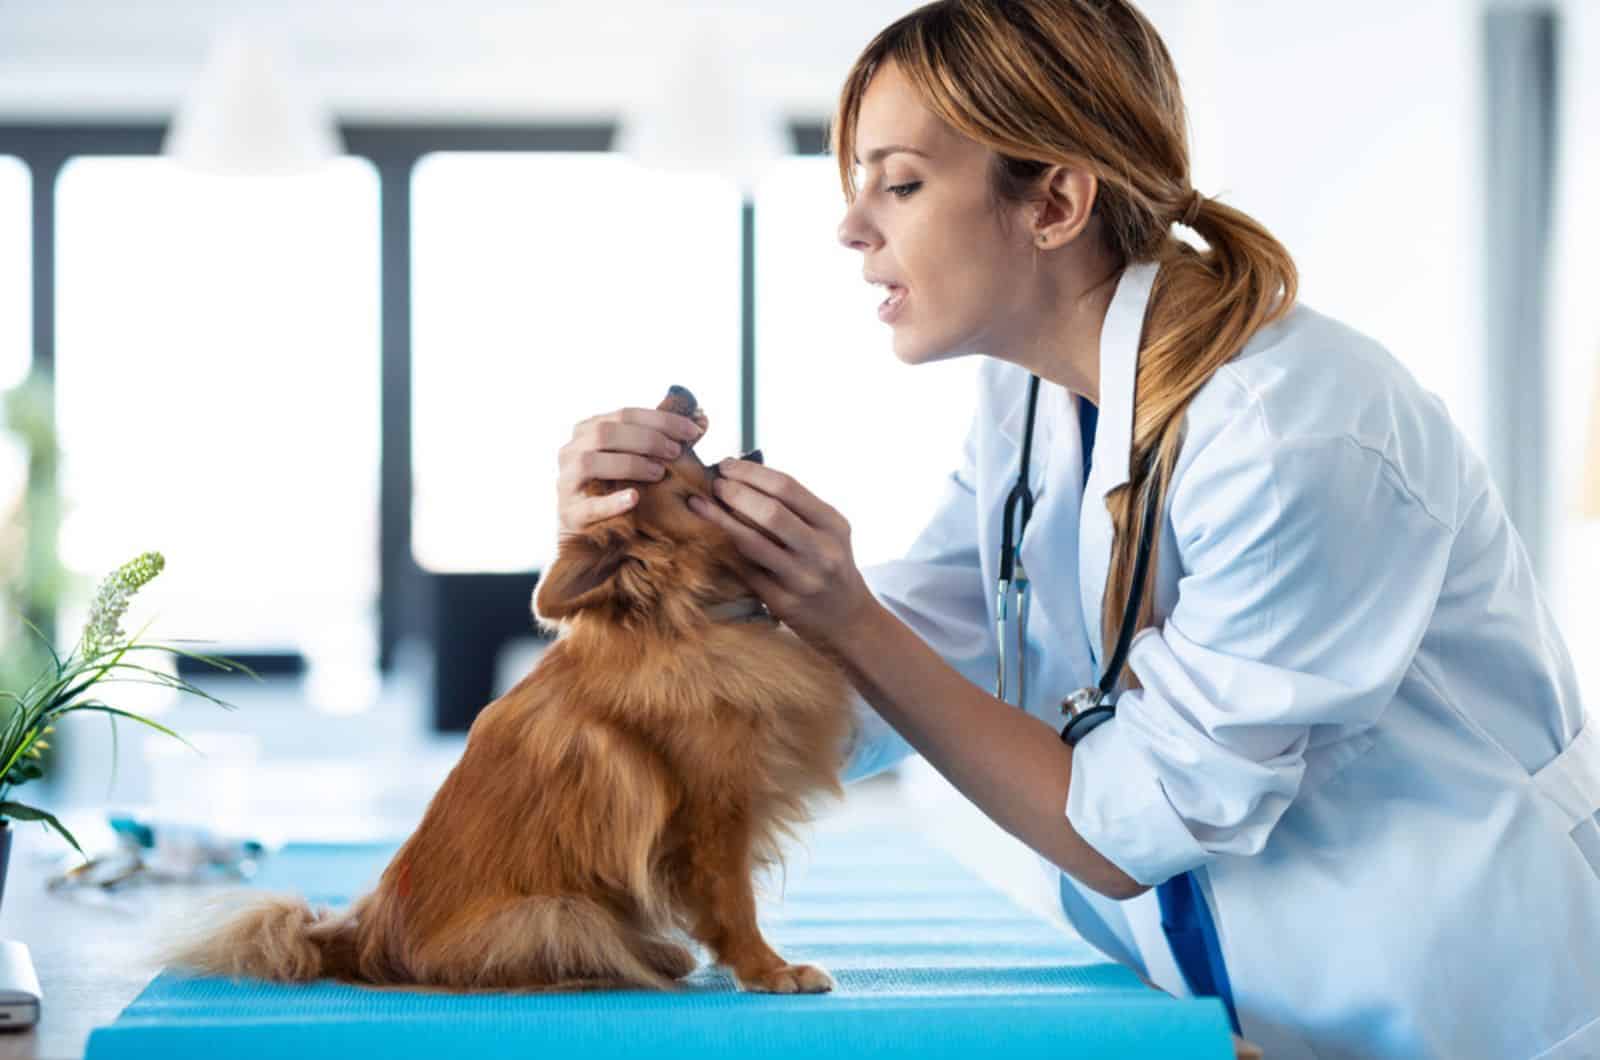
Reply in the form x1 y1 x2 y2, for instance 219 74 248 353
996 260 1159 498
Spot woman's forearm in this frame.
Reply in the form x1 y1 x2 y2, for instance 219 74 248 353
831 599 1148 900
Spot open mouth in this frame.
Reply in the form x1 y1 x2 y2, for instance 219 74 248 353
877 284 908 322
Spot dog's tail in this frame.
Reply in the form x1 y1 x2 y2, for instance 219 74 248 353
154 892 369 985
153 891 698 991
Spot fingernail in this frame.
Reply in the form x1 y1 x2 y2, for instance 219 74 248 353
687 496 705 515
668 442 683 458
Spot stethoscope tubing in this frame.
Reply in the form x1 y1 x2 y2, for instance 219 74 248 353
996 373 1160 745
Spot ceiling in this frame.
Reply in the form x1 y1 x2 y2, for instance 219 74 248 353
0 0 932 122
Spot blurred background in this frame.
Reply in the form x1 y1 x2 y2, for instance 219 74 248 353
0 0 1595 920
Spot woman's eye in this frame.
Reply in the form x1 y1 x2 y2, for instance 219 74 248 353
887 181 922 199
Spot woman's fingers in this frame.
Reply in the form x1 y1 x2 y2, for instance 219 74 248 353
567 421 681 463
713 458 848 535
556 406 707 532
572 408 705 449
687 494 801 580
688 458 871 648
741 565 794 613
564 488 641 531
559 451 667 491
709 475 818 553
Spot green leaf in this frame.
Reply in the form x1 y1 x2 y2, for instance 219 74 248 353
106 708 119 801
44 673 239 717
0 731 41 791
115 643 263 682
7 761 43 781
81 664 243 712
20 664 70 727
52 702 198 754
16 613 62 681
0 704 25 765
52 616 156 706
65 662 193 696
49 663 117 716
0 800 85 860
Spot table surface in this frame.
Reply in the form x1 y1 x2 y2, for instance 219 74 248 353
0 775 919 1060
0 760 1258 1060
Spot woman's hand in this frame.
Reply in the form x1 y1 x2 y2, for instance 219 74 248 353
557 407 707 532
687 458 879 650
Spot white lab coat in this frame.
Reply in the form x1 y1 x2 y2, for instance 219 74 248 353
841 260 1600 1059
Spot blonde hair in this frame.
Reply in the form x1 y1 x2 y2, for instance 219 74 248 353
830 0 1298 689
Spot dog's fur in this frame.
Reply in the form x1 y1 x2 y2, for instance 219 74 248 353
158 387 855 994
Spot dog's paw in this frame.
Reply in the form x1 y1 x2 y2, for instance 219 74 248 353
736 962 835 994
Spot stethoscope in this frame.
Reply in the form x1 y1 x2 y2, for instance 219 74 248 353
996 373 1161 746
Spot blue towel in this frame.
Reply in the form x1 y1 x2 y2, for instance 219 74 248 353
85 813 1232 1059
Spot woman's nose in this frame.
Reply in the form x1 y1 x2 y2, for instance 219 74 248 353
837 203 877 252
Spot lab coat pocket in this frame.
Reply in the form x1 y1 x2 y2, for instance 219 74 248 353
1531 721 1600 881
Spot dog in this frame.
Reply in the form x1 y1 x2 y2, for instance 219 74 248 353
160 385 855 995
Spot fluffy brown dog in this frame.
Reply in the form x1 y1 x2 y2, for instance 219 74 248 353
160 385 854 994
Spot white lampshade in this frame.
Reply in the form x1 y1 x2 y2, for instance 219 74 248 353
618 31 788 196
163 22 342 177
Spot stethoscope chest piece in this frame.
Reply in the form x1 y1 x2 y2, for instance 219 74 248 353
1059 685 1116 745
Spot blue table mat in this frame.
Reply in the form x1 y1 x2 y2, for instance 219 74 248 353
85 814 1232 1059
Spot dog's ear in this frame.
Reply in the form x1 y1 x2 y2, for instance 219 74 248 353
534 532 634 623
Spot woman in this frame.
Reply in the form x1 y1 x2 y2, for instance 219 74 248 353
553 1 1600 1056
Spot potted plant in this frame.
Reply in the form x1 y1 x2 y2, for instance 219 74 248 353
1 368 81 782
0 550 255 909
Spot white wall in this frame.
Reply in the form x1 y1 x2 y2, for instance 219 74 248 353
0 0 925 120
1548 0 1600 706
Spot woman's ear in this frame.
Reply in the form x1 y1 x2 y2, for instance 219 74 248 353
1032 165 1098 248
533 532 633 624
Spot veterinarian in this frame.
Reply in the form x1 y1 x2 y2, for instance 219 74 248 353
553 1 1600 1056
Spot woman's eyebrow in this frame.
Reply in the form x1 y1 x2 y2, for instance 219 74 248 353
852 144 932 166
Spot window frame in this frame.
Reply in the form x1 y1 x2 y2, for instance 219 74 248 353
0 121 823 722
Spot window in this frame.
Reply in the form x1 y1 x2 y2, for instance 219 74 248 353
410 152 742 572
0 156 33 680
754 157 978 568
53 157 382 710
0 156 28 390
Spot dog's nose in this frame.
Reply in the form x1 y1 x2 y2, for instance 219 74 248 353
659 385 698 419
740 448 764 465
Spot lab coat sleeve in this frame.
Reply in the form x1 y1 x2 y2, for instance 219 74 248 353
1065 410 1455 886
838 411 996 784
